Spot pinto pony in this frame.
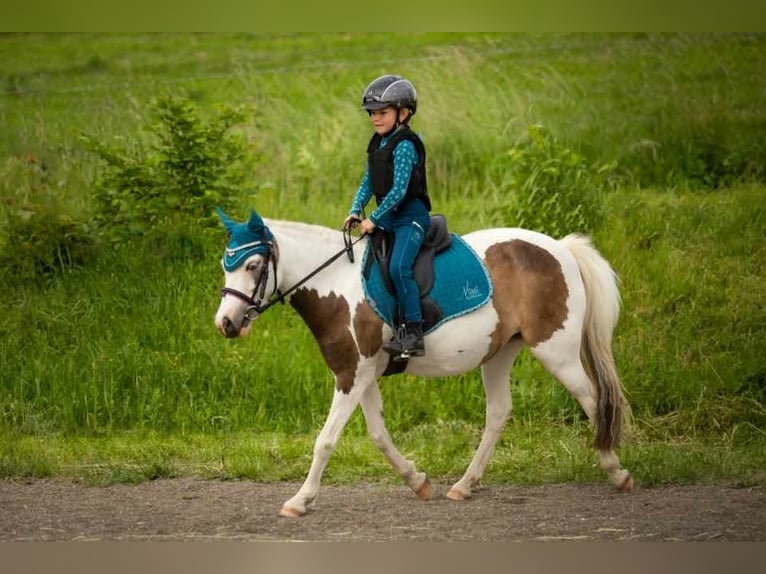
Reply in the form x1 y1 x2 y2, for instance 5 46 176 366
214 209 633 517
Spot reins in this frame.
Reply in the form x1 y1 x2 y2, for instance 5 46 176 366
221 227 365 321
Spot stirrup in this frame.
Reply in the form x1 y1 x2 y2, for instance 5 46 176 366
394 347 424 362
396 324 425 360
382 324 406 356
397 346 425 360
383 339 403 356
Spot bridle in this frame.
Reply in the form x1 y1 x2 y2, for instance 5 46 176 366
220 227 364 327
220 239 279 324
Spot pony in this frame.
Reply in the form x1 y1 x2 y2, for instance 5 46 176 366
214 208 633 517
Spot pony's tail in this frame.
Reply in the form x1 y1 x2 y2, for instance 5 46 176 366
560 234 629 450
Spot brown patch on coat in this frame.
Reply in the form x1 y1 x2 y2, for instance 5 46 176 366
353 302 383 357
483 240 569 360
289 288 359 394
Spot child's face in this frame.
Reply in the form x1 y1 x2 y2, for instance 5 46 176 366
369 107 407 135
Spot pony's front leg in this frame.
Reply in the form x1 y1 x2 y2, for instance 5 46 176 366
359 381 431 500
280 378 371 517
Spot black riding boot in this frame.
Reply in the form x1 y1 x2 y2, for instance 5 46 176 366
400 322 425 358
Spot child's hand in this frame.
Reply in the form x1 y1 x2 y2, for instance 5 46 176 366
343 214 361 230
359 219 376 235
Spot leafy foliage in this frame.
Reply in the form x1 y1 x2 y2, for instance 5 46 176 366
497 124 614 237
80 93 255 253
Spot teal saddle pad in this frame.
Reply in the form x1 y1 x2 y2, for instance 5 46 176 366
361 233 493 334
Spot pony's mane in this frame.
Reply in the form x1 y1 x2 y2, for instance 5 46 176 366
264 218 339 242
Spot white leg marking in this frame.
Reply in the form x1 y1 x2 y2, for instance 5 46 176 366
448 340 523 501
280 377 372 517
360 382 430 497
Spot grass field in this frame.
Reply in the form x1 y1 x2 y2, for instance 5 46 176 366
1 33 764 486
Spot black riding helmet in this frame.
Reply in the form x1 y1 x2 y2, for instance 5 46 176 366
361 74 417 116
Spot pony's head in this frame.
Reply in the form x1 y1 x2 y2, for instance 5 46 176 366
214 207 277 338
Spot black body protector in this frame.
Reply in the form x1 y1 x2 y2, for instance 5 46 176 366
366 127 431 211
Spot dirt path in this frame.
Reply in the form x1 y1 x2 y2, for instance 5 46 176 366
1 478 763 542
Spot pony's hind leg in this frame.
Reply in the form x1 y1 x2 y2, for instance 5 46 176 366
529 332 633 491
447 339 523 501
359 381 431 499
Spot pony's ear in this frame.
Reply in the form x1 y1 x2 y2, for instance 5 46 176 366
247 209 266 231
216 206 237 235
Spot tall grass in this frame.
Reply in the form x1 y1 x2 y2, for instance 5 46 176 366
602 186 766 442
1 33 764 483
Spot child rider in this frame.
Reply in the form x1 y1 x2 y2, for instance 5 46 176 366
343 74 432 358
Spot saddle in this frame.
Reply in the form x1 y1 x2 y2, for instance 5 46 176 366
362 214 452 329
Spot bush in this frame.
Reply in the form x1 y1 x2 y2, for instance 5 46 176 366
496 124 615 237
80 93 256 253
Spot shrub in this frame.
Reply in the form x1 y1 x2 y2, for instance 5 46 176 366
80 93 256 253
496 124 615 237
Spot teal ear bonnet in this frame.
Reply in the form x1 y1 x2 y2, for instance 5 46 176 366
217 207 274 272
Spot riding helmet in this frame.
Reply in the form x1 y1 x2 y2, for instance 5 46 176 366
361 74 417 115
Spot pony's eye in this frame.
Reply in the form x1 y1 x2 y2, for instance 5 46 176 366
246 260 260 272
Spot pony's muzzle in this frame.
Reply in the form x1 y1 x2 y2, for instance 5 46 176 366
219 315 237 338
219 315 253 339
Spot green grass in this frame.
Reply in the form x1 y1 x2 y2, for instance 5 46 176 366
2 422 763 487
1 33 765 486
602 186 766 437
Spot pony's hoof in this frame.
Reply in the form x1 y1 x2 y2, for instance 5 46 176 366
617 473 635 492
415 477 432 500
279 505 304 518
446 487 469 501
